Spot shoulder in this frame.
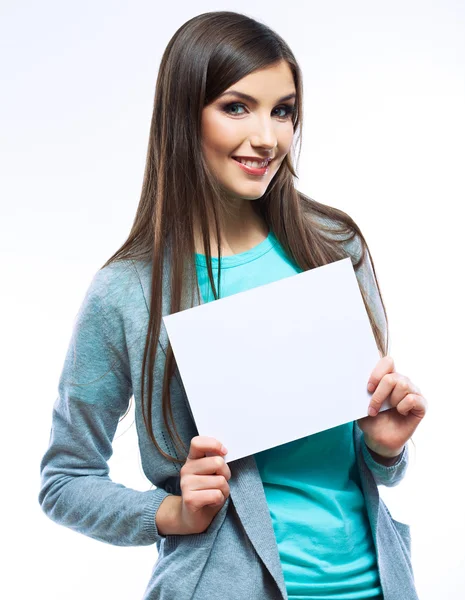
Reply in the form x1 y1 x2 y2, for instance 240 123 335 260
85 258 151 310
77 259 152 345
87 259 138 297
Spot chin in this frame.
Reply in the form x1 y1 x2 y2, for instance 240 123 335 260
226 189 267 201
222 179 269 197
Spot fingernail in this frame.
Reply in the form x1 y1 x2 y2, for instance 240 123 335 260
221 445 228 454
367 383 375 392
368 406 377 417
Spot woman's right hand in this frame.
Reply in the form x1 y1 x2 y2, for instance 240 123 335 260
178 436 231 535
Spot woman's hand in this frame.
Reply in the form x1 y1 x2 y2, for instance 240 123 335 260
357 356 428 458
178 436 231 535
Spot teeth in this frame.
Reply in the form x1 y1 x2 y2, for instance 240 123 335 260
236 158 268 168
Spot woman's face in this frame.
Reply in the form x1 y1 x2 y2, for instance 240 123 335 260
201 60 296 202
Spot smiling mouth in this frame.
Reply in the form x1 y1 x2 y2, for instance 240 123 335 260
231 157 273 177
232 157 272 168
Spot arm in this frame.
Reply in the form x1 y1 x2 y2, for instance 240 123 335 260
313 216 412 487
38 266 171 546
347 233 411 487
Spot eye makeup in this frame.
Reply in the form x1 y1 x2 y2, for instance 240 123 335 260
220 101 296 120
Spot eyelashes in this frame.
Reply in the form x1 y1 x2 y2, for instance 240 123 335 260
220 102 296 120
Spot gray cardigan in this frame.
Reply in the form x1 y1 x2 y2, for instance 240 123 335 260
39 240 419 600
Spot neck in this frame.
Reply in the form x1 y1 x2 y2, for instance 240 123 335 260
193 202 268 257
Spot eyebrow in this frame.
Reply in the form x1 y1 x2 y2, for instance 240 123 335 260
217 90 296 104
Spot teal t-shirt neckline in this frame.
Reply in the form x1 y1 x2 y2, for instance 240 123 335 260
194 230 278 269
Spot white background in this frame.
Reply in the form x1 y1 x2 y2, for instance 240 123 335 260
1 1 463 598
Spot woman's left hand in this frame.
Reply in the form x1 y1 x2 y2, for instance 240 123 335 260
357 356 428 458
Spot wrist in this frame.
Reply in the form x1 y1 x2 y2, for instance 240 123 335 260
365 444 404 466
363 436 405 465
155 494 183 536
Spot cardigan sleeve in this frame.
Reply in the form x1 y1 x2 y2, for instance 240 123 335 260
38 266 171 546
337 224 412 488
360 426 410 487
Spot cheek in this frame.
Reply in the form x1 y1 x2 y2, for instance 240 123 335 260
280 126 295 151
202 117 242 157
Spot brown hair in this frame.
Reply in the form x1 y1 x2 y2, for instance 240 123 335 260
101 11 389 464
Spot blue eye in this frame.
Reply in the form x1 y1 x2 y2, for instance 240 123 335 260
221 102 296 120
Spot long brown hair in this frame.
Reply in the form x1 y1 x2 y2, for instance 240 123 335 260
101 11 389 464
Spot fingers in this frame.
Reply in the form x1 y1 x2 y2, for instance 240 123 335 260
368 371 397 415
182 442 231 512
367 355 395 392
184 436 232 481
368 371 423 417
396 393 428 419
183 488 229 511
389 377 421 409
182 455 232 480
181 474 230 498
187 436 228 461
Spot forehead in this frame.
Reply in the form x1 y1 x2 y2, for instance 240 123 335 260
221 61 295 100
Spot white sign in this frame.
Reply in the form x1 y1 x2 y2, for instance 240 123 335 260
163 257 390 463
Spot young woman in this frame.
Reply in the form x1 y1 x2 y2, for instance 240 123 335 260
39 11 427 600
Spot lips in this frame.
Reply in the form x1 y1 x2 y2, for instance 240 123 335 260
232 157 272 176
232 156 272 170
232 156 273 167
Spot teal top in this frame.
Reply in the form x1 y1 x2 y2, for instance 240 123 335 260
195 230 383 600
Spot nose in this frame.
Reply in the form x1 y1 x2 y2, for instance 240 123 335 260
249 116 278 152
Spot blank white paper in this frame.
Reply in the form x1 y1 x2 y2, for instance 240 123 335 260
163 257 390 463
